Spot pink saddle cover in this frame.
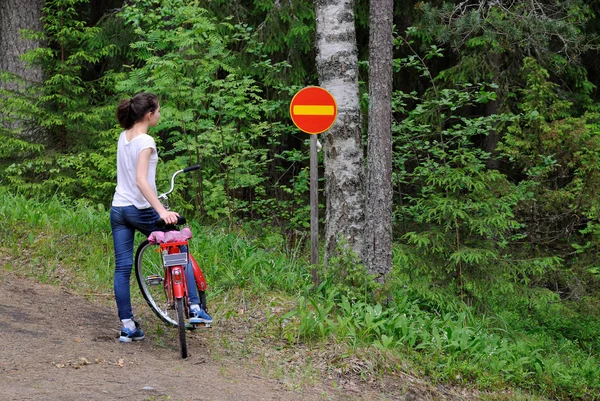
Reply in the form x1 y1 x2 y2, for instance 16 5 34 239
148 227 193 244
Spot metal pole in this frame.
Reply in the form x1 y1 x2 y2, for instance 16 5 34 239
310 135 319 283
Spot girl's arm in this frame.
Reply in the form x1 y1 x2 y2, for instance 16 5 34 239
136 148 180 225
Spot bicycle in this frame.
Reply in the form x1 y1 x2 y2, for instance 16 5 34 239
134 165 210 358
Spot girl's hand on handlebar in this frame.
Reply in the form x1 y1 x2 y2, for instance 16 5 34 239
160 211 180 225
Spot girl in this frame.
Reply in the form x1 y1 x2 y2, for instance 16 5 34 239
110 92 212 342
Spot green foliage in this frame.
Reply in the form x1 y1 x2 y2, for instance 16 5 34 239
4 188 600 399
175 0 318 234
1 0 315 235
188 221 312 295
316 239 380 304
382 29 600 397
392 44 526 300
391 33 600 313
197 0 315 85
3 0 600 397
417 0 597 97
499 58 600 290
0 0 118 200
281 275 600 398
116 0 313 232
0 188 113 288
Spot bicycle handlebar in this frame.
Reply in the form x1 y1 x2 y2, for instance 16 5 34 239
183 164 200 173
155 216 187 228
158 165 200 200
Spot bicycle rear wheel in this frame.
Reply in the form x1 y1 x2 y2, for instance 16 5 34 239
175 297 188 358
199 290 208 313
134 239 177 327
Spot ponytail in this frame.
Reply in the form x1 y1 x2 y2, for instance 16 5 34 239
116 92 159 129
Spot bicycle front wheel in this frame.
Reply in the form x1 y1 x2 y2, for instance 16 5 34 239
175 297 188 358
135 239 177 327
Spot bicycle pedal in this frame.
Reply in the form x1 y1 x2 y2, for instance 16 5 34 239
191 322 211 329
145 275 163 286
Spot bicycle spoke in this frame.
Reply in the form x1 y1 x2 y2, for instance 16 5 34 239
135 240 177 326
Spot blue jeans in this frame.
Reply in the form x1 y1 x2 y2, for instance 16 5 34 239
110 205 200 321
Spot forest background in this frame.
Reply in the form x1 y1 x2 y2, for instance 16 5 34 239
2 0 600 399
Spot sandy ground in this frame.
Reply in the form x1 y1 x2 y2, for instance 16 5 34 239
0 268 405 401
0 266 491 401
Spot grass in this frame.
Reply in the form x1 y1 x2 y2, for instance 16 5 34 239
1 187 599 400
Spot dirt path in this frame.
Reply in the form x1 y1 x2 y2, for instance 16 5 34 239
0 267 487 401
0 268 419 401
0 270 352 401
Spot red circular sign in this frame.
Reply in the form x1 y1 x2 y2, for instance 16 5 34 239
290 86 338 134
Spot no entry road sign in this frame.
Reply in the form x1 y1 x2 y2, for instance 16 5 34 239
290 86 337 134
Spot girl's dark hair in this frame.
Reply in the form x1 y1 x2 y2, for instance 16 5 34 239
116 92 159 129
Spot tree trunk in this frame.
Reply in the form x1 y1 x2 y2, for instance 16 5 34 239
483 52 501 170
364 0 393 281
0 0 44 133
0 0 44 86
315 0 365 261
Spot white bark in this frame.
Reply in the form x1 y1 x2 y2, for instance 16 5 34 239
315 0 364 260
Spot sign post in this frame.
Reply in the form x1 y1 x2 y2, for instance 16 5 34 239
309 135 319 269
290 87 337 277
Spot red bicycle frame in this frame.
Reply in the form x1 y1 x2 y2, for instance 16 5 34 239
190 254 207 291
159 240 207 305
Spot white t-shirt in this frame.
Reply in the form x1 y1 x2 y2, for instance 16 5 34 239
112 131 158 209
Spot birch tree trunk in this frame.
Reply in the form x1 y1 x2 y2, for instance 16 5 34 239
364 0 393 280
314 0 364 260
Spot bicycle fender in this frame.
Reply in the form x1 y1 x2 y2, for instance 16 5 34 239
190 255 207 291
171 267 185 298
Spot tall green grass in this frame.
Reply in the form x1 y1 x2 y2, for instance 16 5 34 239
0 189 114 290
2 187 599 400
187 222 313 295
